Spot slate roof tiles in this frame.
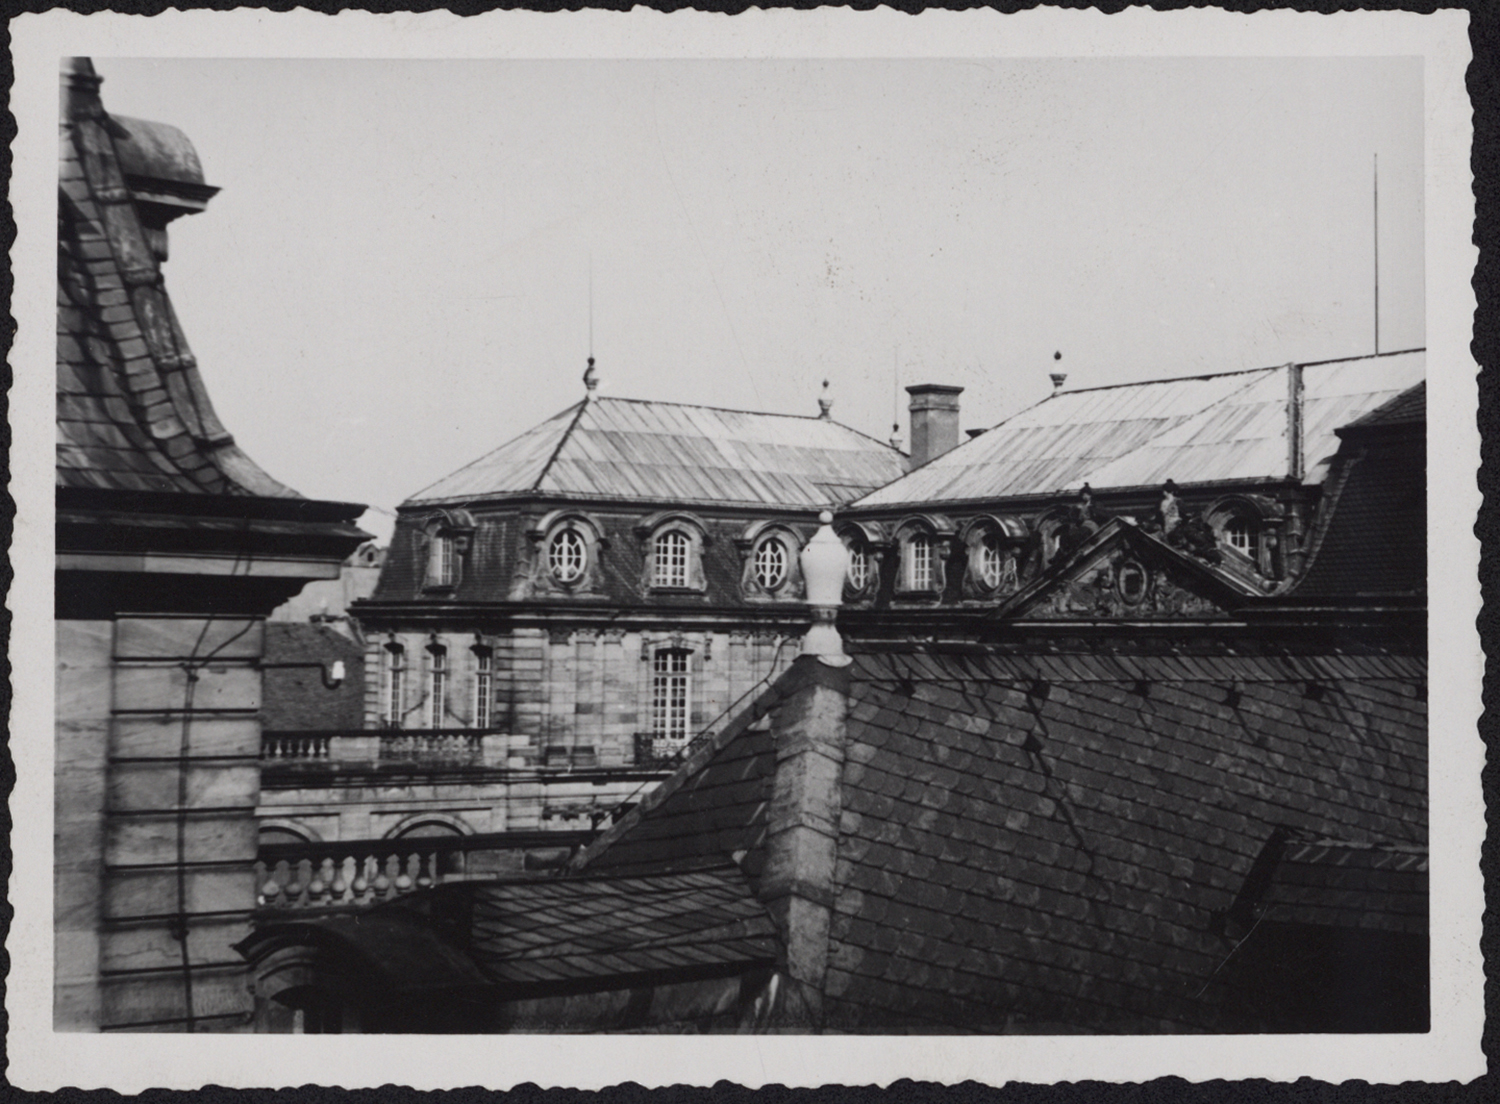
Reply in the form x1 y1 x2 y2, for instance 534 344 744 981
582 643 1425 1032
58 59 298 499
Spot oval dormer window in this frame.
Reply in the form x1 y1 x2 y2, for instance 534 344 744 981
978 537 1003 589
754 537 789 590
847 545 869 591
548 528 586 583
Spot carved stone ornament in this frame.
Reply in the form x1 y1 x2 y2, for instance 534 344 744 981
1022 546 1226 620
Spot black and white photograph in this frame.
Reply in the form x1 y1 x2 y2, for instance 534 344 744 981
11 5 1482 1090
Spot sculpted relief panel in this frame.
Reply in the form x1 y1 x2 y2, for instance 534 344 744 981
1023 548 1224 620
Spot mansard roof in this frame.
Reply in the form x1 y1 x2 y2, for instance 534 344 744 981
406 394 908 510
1292 381 1426 601
577 644 1426 1031
57 58 297 498
853 350 1425 509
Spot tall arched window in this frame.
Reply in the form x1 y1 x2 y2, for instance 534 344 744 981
651 649 691 745
472 647 493 729
654 530 691 588
425 645 447 728
383 644 405 728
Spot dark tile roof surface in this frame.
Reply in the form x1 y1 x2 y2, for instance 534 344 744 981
583 643 1426 1032
1258 840 1427 935
1341 380 1425 430
1294 392 1425 599
331 864 779 992
261 623 367 731
58 60 297 499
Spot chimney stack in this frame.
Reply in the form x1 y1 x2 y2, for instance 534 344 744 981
905 384 964 468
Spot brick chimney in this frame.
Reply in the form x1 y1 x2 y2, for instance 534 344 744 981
906 384 963 467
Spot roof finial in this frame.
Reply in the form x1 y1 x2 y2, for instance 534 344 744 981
583 356 598 394
799 509 851 666
889 422 904 451
818 379 833 420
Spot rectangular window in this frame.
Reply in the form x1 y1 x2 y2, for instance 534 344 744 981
383 645 405 728
652 649 691 744
426 646 447 728
654 531 690 588
473 648 492 729
907 536 933 590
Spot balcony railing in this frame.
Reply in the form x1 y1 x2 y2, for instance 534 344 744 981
260 729 680 772
255 830 595 913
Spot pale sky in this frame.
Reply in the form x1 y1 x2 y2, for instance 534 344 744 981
93 57 1424 542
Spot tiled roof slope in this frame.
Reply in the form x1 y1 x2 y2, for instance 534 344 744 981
854 351 1424 508
1257 840 1427 935
585 645 1425 1033
58 59 296 497
408 395 908 509
260 623 366 731
400 866 780 987
1293 382 1425 599
244 864 777 993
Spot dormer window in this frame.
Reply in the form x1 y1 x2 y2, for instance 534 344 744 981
1224 517 1254 555
654 530 690 588
637 512 710 594
977 537 1003 588
548 528 586 583
753 537 788 589
906 536 934 591
847 546 870 591
420 510 474 591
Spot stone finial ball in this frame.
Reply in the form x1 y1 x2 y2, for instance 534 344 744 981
819 510 833 524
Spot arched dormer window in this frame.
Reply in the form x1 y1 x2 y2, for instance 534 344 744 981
736 520 805 601
382 643 406 729
893 515 954 599
656 530 691 588
548 529 586 582
421 510 475 591
1204 495 1279 576
520 510 608 598
836 521 886 602
961 515 1027 599
636 512 710 594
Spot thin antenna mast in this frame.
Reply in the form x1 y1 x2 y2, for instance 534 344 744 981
589 253 594 361
1373 154 1380 355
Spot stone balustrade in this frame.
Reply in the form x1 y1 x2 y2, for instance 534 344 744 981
254 830 596 913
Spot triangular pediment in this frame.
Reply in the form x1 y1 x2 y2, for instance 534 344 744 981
995 519 1259 622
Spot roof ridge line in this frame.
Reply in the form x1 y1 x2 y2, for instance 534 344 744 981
594 393 899 447
1019 346 1425 404
402 400 584 504
532 395 594 493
